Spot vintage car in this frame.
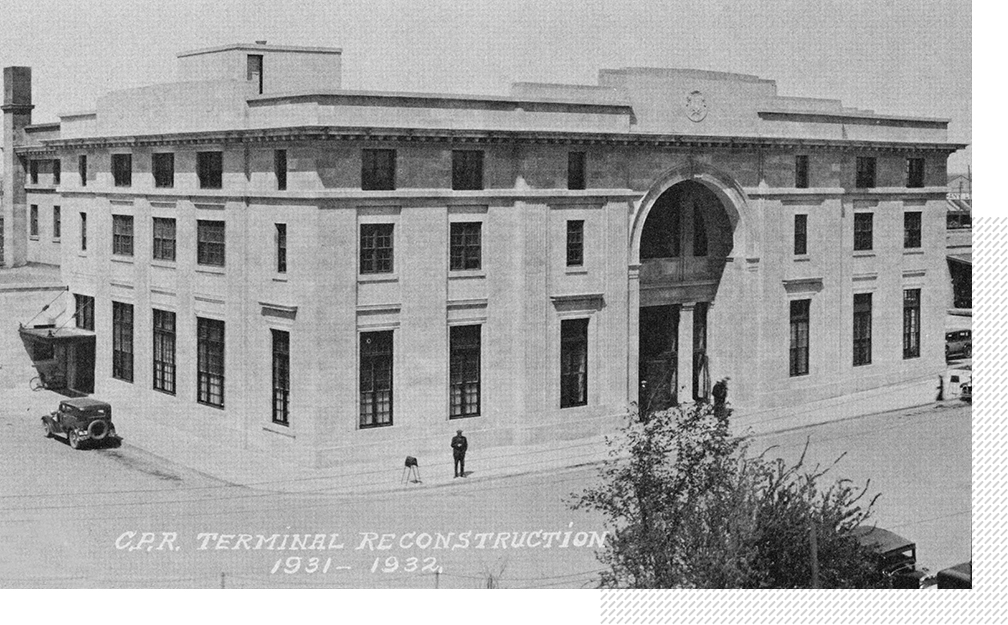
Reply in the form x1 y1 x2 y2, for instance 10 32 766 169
42 398 119 450
936 561 972 588
945 330 972 360
851 526 928 588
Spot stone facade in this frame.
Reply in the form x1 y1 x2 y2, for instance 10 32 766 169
3 44 964 468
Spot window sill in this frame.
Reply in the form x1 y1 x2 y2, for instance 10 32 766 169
29 236 39 241
272 274 289 283
449 269 486 280
110 255 134 264
565 266 588 275
151 259 177 269
196 265 226 275
358 272 398 284
358 422 394 430
263 425 295 439
153 388 176 397
903 249 924 256
852 251 875 258
197 401 225 411
77 251 88 258
793 255 811 263
448 413 481 420
52 238 61 244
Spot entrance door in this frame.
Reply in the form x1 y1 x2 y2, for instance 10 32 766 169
73 339 95 394
639 305 679 412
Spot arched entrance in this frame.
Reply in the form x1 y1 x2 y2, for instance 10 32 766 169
630 165 750 412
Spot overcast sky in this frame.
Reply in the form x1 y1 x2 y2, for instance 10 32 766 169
0 0 971 171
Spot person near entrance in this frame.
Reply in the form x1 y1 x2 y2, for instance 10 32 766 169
451 429 468 478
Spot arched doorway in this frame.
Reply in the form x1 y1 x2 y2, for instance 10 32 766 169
635 178 737 412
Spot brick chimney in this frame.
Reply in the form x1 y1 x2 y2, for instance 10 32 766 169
2 66 32 268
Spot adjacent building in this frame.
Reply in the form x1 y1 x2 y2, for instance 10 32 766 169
1 44 965 467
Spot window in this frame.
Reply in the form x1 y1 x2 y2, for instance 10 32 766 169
452 150 484 191
566 220 584 267
449 222 482 271
274 149 287 191
276 223 287 274
272 329 290 426
53 159 61 185
795 155 809 189
794 214 808 256
197 317 225 408
450 325 481 418
853 293 872 366
856 156 876 189
906 157 925 188
112 154 132 187
197 220 225 267
904 211 922 249
361 149 396 191
853 213 873 252
693 200 707 257
789 299 810 377
112 215 134 256
112 301 134 382
29 205 38 237
153 217 176 261
560 318 589 408
80 212 87 251
360 223 394 274
79 155 87 187
247 54 263 95
359 331 393 428
903 289 921 359
197 151 223 189
568 151 586 190
153 308 176 394
30 160 39 185
74 294 94 331
52 206 60 240
153 153 174 188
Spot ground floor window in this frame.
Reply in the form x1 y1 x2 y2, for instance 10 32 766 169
903 289 921 359
197 317 225 407
112 301 133 382
450 325 481 418
561 318 589 408
153 308 176 394
360 331 393 428
789 299 810 377
272 329 290 426
853 293 872 366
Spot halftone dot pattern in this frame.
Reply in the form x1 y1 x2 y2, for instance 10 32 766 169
596 219 992 623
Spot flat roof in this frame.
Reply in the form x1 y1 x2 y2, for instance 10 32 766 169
178 43 342 58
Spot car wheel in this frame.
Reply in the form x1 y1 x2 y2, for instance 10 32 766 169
68 430 81 450
42 420 52 438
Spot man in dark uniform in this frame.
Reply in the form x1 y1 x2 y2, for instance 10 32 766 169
451 429 468 478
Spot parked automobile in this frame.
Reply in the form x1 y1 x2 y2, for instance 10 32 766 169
42 398 120 450
936 561 972 588
851 526 928 588
960 381 972 403
945 330 972 360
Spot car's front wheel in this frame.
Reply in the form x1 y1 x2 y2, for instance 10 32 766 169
42 420 52 438
67 429 81 450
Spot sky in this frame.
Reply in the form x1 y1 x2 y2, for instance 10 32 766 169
0 0 971 172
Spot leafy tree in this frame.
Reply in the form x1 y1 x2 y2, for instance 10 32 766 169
571 385 886 588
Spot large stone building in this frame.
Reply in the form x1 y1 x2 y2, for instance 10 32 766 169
1 44 964 467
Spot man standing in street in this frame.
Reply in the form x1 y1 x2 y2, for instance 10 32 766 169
451 429 468 478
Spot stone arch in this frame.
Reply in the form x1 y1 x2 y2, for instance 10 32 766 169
630 161 755 265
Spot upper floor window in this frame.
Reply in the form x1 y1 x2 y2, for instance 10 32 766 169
904 211 922 249
906 157 925 188
566 220 584 267
197 220 225 267
29 205 38 237
362 149 396 191
53 206 61 240
693 200 708 257
79 155 87 187
247 54 263 95
360 223 394 274
197 151 223 189
112 154 132 187
74 293 94 332
856 156 876 189
274 149 287 191
29 160 39 185
449 222 482 271
795 155 809 189
80 212 87 251
853 213 873 252
153 153 175 188
276 224 287 274
794 214 808 256
53 159 61 186
112 215 134 256
568 152 586 190
153 217 176 261
452 150 484 191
